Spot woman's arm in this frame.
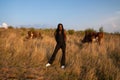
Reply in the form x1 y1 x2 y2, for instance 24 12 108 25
64 30 67 42
54 31 57 41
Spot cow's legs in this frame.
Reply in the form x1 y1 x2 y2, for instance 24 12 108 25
31 33 33 39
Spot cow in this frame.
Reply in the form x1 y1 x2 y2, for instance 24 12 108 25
81 31 104 45
26 30 43 39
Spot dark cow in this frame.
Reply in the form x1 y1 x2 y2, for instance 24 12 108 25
26 30 43 39
82 31 103 45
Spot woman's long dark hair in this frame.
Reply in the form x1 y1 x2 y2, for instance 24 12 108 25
55 23 65 42
56 23 64 35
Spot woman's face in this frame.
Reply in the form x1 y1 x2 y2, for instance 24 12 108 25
59 25 63 31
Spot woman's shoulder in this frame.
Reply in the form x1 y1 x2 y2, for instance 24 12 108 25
64 30 66 34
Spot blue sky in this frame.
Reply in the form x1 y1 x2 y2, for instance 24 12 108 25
0 0 120 32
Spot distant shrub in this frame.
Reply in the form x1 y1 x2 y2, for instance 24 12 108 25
76 31 84 36
85 28 96 33
44 28 51 32
21 32 26 36
68 29 75 35
29 27 35 31
20 27 27 31
114 32 120 36
8 26 14 29
99 27 104 32
42 28 55 37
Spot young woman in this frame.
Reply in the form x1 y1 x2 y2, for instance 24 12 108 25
46 23 66 69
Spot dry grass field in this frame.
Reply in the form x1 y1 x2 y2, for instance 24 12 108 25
0 28 120 80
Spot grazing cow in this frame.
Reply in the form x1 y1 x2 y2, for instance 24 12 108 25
26 30 43 39
82 31 103 45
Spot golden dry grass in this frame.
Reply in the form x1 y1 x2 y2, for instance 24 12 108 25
0 28 120 80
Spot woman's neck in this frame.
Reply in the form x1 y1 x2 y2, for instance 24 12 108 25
59 31 62 34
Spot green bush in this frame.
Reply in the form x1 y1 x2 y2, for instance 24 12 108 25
76 31 84 36
20 27 27 31
99 27 104 32
29 27 35 31
68 29 75 35
85 28 96 33
114 32 120 36
8 26 14 29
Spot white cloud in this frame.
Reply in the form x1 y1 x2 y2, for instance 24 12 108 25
116 11 120 14
101 11 120 32
1 22 8 29
111 22 117 28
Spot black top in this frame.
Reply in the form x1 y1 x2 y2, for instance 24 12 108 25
55 32 65 44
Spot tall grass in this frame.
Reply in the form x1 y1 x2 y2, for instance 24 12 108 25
0 28 120 80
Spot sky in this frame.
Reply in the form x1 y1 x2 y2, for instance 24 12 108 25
0 0 120 32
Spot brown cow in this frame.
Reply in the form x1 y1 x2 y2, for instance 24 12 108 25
26 30 43 39
82 31 103 45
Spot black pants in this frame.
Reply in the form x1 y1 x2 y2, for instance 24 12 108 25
48 43 66 66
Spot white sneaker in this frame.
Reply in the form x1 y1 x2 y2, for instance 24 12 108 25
46 63 51 67
61 65 65 69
